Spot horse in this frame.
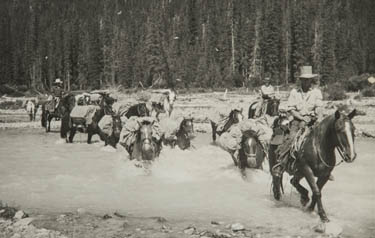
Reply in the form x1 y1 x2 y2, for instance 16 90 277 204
248 98 280 119
101 114 123 148
129 121 162 161
162 118 195 150
269 109 357 222
25 100 37 121
41 98 60 132
66 93 115 143
42 94 76 135
125 103 150 118
151 89 177 120
210 109 244 142
238 114 290 170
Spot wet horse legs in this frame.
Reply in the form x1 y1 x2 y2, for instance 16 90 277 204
302 165 329 222
290 172 309 206
210 122 217 142
308 175 330 213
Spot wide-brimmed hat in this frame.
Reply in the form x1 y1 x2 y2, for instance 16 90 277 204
299 66 318 79
55 78 63 84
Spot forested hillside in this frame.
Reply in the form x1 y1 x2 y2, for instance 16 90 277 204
0 0 374 91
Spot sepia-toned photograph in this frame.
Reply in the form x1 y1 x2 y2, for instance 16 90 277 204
0 0 374 237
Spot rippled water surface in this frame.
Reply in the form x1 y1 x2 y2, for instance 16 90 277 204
0 128 374 237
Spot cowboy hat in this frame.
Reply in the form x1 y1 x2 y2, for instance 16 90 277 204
55 78 63 84
299 66 318 79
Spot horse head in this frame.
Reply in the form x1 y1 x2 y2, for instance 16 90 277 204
230 108 244 124
137 120 156 160
180 117 195 139
333 109 357 163
266 98 280 116
137 103 150 117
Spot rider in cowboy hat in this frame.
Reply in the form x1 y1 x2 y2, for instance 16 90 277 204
271 66 323 177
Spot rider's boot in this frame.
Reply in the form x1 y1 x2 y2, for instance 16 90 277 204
272 155 288 178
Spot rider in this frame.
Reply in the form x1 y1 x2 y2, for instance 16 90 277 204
51 78 64 109
255 74 275 117
272 66 323 177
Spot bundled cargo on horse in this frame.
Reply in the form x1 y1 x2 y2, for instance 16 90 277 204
159 117 183 142
119 116 162 156
70 105 100 126
217 115 274 168
218 116 273 153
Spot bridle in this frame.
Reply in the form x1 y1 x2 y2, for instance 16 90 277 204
313 118 354 168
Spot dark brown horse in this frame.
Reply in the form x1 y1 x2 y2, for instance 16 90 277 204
238 130 266 170
248 98 280 119
102 115 123 148
162 118 195 150
129 121 162 161
66 93 115 143
42 94 75 133
41 93 75 137
269 109 357 222
210 109 244 142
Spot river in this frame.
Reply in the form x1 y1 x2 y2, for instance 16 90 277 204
0 128 374 237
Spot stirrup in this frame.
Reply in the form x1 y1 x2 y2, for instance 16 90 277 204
272 163 284 177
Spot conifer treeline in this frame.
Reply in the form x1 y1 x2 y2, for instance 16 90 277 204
0 0 374 90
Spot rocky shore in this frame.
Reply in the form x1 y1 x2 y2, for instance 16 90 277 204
0 206 344 238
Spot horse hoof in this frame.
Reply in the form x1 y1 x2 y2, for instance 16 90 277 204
307 205 315 212
301 196 310 207
321 216 330 223
273 187 281 201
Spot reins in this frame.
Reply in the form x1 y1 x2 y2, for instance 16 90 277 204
312 124 345 168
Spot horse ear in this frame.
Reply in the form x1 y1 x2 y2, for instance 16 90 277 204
335 110 341 119
348 109 357 119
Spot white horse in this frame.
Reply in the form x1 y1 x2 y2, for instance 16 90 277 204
150 89 177 120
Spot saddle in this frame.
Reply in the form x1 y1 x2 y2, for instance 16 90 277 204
275 122 313 175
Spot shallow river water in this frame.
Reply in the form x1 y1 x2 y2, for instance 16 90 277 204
0 128 374 237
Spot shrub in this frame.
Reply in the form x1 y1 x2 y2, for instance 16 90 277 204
361 87 375 97
345 74 371 92
324 83 347 101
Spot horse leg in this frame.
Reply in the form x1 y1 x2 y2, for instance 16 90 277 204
268 144 282 200
47 116 51 132
290 172 310 206
302 165 329 222
308 175 330 213
210 122 217 142
87 128 93 144
68 127 76 143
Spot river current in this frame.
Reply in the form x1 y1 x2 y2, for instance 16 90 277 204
0 128 374 237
